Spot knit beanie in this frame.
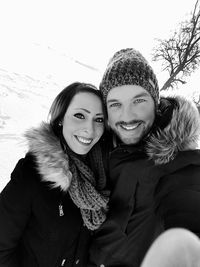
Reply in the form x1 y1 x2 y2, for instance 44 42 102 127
100 48 160 108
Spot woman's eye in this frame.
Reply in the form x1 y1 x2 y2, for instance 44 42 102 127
95 117 104 123
74 113 85 119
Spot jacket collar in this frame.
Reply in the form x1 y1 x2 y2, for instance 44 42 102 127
147 95 200 164
25 123 72 192
113 95 200 165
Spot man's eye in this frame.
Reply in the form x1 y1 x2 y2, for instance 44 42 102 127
74 113 84 119
109 103 121 108
95 117 104 123
134 99 146 104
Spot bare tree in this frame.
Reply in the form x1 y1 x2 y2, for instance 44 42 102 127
152 0 200 91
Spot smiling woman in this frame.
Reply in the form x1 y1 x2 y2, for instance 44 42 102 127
61 92 104 154
49 83 105 155
0 82 109 267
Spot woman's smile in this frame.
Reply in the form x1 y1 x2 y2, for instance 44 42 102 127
75 135 93 145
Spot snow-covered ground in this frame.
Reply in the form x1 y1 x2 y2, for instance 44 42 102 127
0 67 57 191
0 44 101 191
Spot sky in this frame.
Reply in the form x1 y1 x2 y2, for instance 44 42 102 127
0 0 199 96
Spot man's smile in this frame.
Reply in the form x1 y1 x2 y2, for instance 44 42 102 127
119 122 142 131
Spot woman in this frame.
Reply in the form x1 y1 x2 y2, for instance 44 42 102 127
0 82 109 267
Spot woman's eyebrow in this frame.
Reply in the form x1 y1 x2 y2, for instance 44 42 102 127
74 108 103 116
74 108 90 113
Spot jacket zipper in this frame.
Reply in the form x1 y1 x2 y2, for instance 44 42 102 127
60 258 66 266
59 201 64 216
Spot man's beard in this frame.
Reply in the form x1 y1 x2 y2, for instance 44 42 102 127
112 124 152 145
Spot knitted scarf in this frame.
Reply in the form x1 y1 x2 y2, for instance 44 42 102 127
65 143 109 230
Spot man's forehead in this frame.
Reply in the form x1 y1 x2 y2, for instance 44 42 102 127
107 85 152 101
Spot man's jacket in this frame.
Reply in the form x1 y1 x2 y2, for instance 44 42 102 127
89 95 200 267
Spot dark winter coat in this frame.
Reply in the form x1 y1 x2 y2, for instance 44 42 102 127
88 95 200 267
0 124 93 267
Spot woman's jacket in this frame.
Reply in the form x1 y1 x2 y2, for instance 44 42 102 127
0 123 92 267
88 95 200 267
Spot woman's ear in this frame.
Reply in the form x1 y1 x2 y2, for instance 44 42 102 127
58 121 63 127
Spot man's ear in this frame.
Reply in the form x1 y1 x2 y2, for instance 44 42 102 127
105 120 110 130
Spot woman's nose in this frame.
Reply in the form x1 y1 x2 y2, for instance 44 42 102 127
83 121 94 135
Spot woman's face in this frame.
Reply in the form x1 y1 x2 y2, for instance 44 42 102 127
62 92 105 155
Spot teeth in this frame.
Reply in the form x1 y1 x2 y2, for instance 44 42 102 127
121 123 140 130
76 136 92 144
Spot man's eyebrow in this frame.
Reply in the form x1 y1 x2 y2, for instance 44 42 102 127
107 99 119 104
74 108 103 116
133 92 151 98
107 92 151 103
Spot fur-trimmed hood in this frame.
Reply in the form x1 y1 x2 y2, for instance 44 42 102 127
25 123 72 192
146 95 200 165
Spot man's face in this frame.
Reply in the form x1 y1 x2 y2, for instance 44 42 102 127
106 85 156 145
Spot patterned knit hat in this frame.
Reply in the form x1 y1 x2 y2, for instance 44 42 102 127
100 48 160 108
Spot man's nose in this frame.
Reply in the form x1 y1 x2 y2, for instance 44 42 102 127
120 105 135 122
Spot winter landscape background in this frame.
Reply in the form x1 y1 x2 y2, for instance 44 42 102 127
0 43 102 191
1 0 200 192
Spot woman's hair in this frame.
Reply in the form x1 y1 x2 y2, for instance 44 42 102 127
48 82 106 137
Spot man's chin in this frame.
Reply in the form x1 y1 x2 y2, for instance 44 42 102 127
114 126 151 145
118 134 141 145
122 138 140 145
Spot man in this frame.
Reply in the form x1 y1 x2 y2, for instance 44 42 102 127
88 48 200 267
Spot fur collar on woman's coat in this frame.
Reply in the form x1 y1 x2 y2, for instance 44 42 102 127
25 123 73 192
147 95 200 165
25 123 109 230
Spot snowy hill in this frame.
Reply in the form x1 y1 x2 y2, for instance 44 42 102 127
0 45 101 191
0 67 59 190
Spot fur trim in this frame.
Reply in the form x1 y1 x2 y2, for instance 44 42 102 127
147 95 200 165
25 122 72 191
